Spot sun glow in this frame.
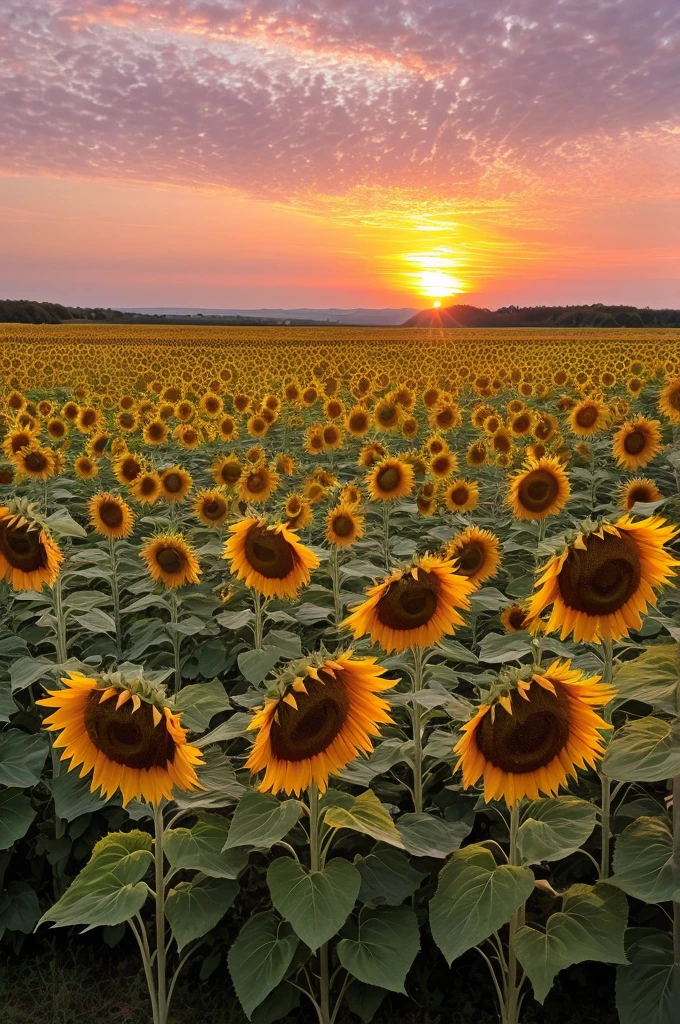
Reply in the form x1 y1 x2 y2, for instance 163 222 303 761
400 248 466 301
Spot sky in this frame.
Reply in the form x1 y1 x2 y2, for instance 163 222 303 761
1 0 679 309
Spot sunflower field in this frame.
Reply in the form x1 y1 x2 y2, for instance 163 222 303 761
0 325 679 1024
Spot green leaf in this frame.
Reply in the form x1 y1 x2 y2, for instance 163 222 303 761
515 883 628 1004
616 929 679 1024
262 630 302 660
268 857 360 951
478 631 531 664
338 739 411 786
337 905 420 994
324 789 404 849
0 730 48 788
0 681 16 723
612 644 680 715
0 881 40 937
0 789 36 849
46 509 87 538
344 982 387 1023
603 717 680 782
224 791 302 850
396 812 470 858
238 647 281 685
165 816 248 879
250 982 300 1024
194 713 252 748
38 830 152 929
10 656 54 692
73 609 116 634
216 608 255 630
173 680 230 732
173 747 246 810
166 875 238 951
429 844 534 964
356 849 427 906
517 797 597 864
51 769 109 821
228 912 299 1019
610 817 680 903
197 641 229 678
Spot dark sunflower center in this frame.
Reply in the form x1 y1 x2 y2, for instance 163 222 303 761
575 405 598 428
509 608 526 629
350 413 368 431
202 498 226 520
518 469 559 512
221 463 241 484
557 530 642 615
270 670 349 762
84 691 175 769
148 423 165 440
332 514 354 538
92 435 106 452
120 413 135 429
378 405 398 425
81 410 96 426
449 486 469 506
377 466 401 492
437 408 455 428
244 525 295 578
50 423 65 438
432 456 450 475
140 476 158 495
24 452 48 472
11 434 31 453
493 434 511 453
627 486 651 505
623 430 646 455
457 542 484 575
513 415 530 433
121 459 141 480
669 386 680 411
476 683 570 774
156 546 184 574
99 501 124 528
0 521 46 571
376 571 439 630
163 473 182 493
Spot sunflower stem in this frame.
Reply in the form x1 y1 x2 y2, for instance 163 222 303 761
52 573 68 666
382 502 391 569
153 802 168 1024
503 802 522 1024
170 591 182 692
331 546 342 627
308 784 331 1024
253 590 264 650
411 645 425 814
109 536 122 659
673 773 680 966
599 638 614 879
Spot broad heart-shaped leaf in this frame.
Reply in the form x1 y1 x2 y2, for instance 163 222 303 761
337 905 420 994
517 797 597 864
610 816 680 903
172 680 230 732
0 789 36 849
338 739 412 786
396 812 470 858
323 789 404 849
616 929 679 1024
164 815 249 879
0 730 49 788
267 857 360 951
515 883 628 1004
0 881 40 937
223 791 302 850
344 981 387 1024
611 644 680 715
356 848 427 907
228 912 299 1019
173 747 246 810
51 769 109 821
478 631 532 664
602 717 680 782
237 647 281 686
38 830 152 929
250 982 300 1024
166 875 238 951
429 844 534 965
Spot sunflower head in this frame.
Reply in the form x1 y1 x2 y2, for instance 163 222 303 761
659 378 680 423
245 650 393 795
224 517 319 598
620 477 663 512
141 533 201 588
12 442 57 481
238 464 279 504
326 504 364 548
367 457 414 502
129 470 162 504
569 397 608 436
528 515 679 642
612 416 662 471
160 466 193 503
343 553 474 653
193 489 230 527
346 405 371 437
0 502 64 590
508 456 570 521
212 455 243 488
47 418 68 442
466 441 488 467
89 492 135 539
114 452 145 485
38 667 204 806
446 526 501 585
444 478 479 513
455 660 615 805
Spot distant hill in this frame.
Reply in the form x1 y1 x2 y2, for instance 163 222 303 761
403 303 680 328
123 307 419 326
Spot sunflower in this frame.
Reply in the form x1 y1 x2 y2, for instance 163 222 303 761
3 428 37 460
284 381 301 404
245 652 393 796
283 495 313 530
527 515 679 643
12 442 57 481
129 470 162 504
323 398 344 421
114 452 144 485
374 397 401 431
429 452 458 480
322 423 343 449
343 554 474 653
275 454 296 476
218 415 238 442
490 427 513 458
620 478 663 512
0 505 63 590
174 423 202 450
224 518 319 598
76 406 100 433
116 411 138 434
429 400 461 432
569 397 608 436
326 504 364 548
174 400 195 423
612 416 662 471
61 401 79 422
74 455 99 480
366 457 414 502
340 484 362 508
160 466 193 503
238 464 279 504
304 425 325 455
143 419 169 446
212 455 243 488
500 605 531 633
200 392 223 419
247 413 269 438
0 465 15 485
346 405 371 437
5 390 26 412
38 670 203 806
86 431 109 459
47 418 68 442
357 441 387 467
533 413 559 443
401 416 419 440
89 493 135 539
454 661 615 805
482 414 503 435
424 434 448 457
444 478 479 513
193 489 230 527
416 491 437 516
658 378 680 423
301 385 319 407
445 526 501 584
507 456 570 521
141 533 201 588
466 441 488 467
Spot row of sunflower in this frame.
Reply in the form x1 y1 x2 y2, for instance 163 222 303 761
0 359 679 1024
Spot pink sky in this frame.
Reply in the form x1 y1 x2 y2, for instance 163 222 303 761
2 0 679 309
